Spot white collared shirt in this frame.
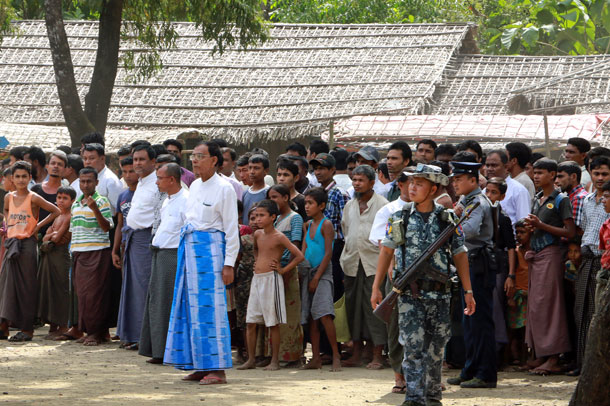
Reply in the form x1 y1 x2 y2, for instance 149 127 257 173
70 178 83 199
152 189 189 249
126 171 160 230
220 173 244 201
185 173 239 267
97 166 125 215
369 197 408 246
333 173 352 193
499 176 531 225
307 171 321 187
510 171 536 200
581 165 591 187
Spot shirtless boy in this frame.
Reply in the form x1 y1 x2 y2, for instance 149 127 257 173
238 199 304 371
38 186 75 338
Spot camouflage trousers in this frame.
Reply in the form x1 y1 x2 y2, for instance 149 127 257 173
398 293 451 404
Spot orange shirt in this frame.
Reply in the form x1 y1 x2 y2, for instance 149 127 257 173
6 193 37 239
515 247 529 292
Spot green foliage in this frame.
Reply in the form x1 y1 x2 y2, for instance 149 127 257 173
4 0 267 80
270 0 610 55
482 0 610 55
268 0 472 24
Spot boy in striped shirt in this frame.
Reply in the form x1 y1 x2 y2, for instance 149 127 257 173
70 168 114 346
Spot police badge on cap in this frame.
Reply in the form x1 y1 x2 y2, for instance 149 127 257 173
449 162 482 177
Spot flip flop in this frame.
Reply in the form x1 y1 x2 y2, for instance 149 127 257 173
53 333 77 341
199 376 226 385
182 372 208 381
529 368 562 376
391 385 406 394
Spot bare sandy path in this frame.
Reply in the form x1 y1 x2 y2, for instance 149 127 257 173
0 328 576 406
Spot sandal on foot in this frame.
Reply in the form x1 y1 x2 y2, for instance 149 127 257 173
199 376 226 385
391 385 406 394
8 332 32 342
53 333 77 341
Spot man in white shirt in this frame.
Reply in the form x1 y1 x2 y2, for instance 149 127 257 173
218 149 243 201
306 139 329 188
117 145 161 348
485 150 531 225
139 163 189 364
164 141 239 385
82 143 124 215
64 154 83 198
331 148 353 192
506 142 536 199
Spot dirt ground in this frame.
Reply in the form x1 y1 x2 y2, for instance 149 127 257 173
0 327 576 406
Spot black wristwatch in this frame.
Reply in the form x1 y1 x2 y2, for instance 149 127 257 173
507 274 516 280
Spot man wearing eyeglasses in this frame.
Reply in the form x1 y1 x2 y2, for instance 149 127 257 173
164 141 239 385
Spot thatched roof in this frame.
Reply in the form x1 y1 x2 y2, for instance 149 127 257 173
431 54 610 115
0 20 473 145
0 122 203 152
326 114 610 151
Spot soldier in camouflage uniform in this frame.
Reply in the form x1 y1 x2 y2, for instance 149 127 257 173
372 164 476 406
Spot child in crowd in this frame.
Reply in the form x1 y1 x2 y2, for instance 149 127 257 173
235 204 255 363
276 158 307 219
242 154 270 225
0 167 15 262
239 200 304 371
300 187 341 372
267 184 304 366
2 167 14 194
506 219 531 366
38 186 76 339
597 180 610 310
485 177 517 363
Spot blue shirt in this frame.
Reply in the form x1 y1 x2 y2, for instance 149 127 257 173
242 186 269 225
117 188 134 243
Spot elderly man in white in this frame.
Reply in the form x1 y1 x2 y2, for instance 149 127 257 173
164 141 239 386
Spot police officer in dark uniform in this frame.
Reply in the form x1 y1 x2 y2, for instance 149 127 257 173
447 160 497 388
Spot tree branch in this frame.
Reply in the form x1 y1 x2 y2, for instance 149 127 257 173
44 0 95 146
84 0 124 134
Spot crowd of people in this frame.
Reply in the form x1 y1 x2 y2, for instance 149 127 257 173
0 134 608 406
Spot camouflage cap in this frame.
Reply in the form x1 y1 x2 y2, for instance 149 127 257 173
403 163 449 186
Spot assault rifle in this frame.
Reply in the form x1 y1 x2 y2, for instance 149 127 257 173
373 202 480 324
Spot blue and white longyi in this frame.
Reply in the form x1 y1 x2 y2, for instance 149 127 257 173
164 225 232 370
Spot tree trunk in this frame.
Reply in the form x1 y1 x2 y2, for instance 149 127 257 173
569 283 610 406
44 0 96 147
84 0 124 134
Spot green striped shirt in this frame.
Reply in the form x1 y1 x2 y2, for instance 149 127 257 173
70 192 114 252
